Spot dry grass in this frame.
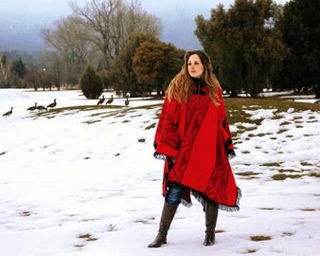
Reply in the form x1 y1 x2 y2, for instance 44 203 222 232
224 97 320 125
145 123 157 130
260 162 282 167
281 232 295 237
19 211 32 217
277 169 303 173
250 235 272 241
246 249 258 253
271 174 304 180
235 171 261 176
78 233 98 242
259 207 281 211
300 208 316 211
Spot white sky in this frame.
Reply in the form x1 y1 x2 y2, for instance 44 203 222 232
0 0 291 50
0 0 290 19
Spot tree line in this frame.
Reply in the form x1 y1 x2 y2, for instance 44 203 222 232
0 0 319 98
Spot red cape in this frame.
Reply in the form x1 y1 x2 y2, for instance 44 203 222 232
154 87 241 211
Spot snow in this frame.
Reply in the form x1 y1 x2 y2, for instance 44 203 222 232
279 94 319 104
1 89 320 256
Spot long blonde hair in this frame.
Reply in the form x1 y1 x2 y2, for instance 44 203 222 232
166 50 221 105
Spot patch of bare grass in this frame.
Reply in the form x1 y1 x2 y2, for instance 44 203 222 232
309 172 320 178
235 171 261 176
281 232 295 237
260 162 282 167
19 211 32 217
245 249 258 253
280 121 292 126
145 123 156 130
134 217 155 224
277 129 289 134
271 173 304 180
300 208 316 211
259 207 281 211
250 235 272 241
78 233 98 242
83 120 101 124
278 169 303 173
307 120 317 123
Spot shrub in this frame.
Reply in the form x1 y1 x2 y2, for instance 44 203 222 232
80 65 103 99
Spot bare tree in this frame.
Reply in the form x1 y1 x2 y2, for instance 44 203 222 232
70 0 161 68
24 67 40 91
39 51 64 90
42 15 92 83
0 53 12 87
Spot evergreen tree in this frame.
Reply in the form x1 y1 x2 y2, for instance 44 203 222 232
195 0 287 97
132 41 184 95
277 0 320 97
112 32 159 97
80 65 103 99
11 57 27 79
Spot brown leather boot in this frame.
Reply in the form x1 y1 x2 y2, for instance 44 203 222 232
148 202 178 248
203 203 218 246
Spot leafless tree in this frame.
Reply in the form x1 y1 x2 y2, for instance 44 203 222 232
42 15 92 82
0 53 12 87
70 0 162 68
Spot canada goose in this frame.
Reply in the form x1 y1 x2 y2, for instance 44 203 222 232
2 107 13 117
106 95 114 105
97 95 105 105
125 96 129 106
47 99 57 109
27 103 37 111
36 105 47 112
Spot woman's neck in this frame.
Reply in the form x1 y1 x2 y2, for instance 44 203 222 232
191 76 205 87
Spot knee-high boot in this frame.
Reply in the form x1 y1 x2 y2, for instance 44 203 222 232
203 203 218 246
148 202 178 248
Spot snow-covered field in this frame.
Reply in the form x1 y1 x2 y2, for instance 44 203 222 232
1 89 319 256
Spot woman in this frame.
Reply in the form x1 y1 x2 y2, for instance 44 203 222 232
148 50 241 248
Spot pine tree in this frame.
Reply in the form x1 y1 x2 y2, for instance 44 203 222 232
11 57 27 79
277 0 320 97
112 32 159 97
132 41 184 95
195 0 287 97
80 65 103 99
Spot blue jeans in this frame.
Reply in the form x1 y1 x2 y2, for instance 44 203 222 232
165 183 184 205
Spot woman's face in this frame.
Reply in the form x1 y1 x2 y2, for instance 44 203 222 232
187 54 204 78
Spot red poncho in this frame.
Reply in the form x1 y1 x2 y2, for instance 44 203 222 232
154 86 241 211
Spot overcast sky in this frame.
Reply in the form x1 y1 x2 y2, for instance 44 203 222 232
0 0 290 20
0 0 291 51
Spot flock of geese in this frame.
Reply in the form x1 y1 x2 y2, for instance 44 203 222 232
96 95 130 106
2 95 129 117
2 99 57 117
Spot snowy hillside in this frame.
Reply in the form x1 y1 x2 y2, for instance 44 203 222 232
0 89 319 256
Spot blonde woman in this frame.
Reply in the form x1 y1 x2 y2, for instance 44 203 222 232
149 50 241 248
